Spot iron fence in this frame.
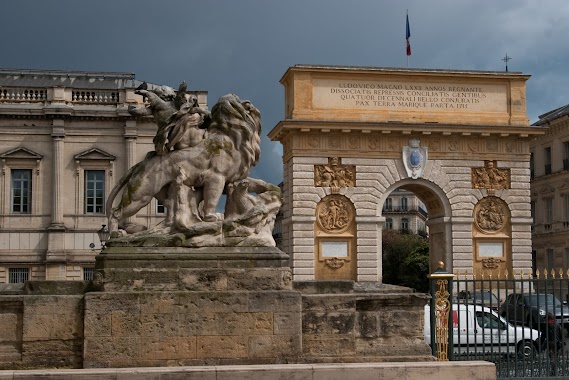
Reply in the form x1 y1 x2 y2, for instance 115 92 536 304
428 267 569 379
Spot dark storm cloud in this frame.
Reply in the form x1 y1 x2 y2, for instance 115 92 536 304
2 0 569 184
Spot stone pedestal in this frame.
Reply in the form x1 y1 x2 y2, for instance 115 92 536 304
83 247 302 368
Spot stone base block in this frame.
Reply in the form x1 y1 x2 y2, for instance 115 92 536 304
83 289 302 368
95 247 292 292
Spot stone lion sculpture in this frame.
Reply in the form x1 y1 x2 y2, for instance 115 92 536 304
106 92 280 246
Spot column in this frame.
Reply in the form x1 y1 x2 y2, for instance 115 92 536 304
51 121 65 227
124 120 137 224
46 119 66 280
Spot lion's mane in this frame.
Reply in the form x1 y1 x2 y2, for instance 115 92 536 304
107 93 262 233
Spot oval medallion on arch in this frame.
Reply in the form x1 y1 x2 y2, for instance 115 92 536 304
316 195 354 234
474 196 507 234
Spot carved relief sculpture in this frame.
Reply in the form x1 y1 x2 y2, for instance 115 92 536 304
471 160 510 194
106 84 281 248
316 195 354 234
314 157 355 188
475 197 506 233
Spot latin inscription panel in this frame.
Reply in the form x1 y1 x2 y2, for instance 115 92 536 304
313 78 508 113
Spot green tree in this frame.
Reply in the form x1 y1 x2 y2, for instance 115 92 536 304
382 230 429 292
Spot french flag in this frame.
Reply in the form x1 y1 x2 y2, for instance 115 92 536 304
406 13 411 56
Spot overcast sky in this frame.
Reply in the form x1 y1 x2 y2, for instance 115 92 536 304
3 0 569 185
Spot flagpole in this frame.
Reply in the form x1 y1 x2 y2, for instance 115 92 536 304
406 10 410 68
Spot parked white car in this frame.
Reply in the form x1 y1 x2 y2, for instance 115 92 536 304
424 303 542 358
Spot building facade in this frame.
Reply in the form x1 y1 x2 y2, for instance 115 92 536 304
382 188 428 237
0 68 206 283
530 104 569 275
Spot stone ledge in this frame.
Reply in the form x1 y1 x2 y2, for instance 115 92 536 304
0 361 496 380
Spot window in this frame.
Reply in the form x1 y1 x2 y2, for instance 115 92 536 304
156 200 166 214
83 268 94 282
401 197 408 211
85 170 105 214
11 169 32 213
8 268 29 283
385 218 393 229
565 196 569 226
545 147 552 175
530 152 535 178
547 248 555 270
401 218 409 231
545 198 553 227
384 198 392 211
563 141 569 170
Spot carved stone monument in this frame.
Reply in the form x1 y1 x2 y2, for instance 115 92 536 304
108 86 281 247
82 83 300 367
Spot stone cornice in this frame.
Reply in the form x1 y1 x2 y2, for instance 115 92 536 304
269 119 544 141
281 65 531 83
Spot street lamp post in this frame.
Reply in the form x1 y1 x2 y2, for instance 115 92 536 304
97 224 110 249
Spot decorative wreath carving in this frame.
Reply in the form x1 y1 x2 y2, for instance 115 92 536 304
482 258 503 269
324 258 345 269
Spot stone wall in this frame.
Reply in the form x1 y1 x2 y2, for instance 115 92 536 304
0 292 83 369
0 253 434 370
282 154 531 280
297 281 432 362
83 290 302 368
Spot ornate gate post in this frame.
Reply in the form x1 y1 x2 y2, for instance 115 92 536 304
428 261 455 361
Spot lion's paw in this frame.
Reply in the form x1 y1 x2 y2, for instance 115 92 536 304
203 213 224 222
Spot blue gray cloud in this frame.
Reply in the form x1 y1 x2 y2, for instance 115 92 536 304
3 0 568 185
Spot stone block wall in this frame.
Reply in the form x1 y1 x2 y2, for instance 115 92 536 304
282 154 531 279
83 290 302 368
0 294 83 369
298 282 432 362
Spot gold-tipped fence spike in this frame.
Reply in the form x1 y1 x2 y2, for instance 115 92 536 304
544 268 549 279
552 269 556 279
559 268 564 279
504 269 509 279
536 269 540 279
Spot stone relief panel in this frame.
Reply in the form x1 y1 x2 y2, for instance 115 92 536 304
314 157 355 188
316 194 355 234
474 196 507 233
471 160 510 194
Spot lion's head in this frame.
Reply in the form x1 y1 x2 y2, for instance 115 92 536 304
208 94 261 173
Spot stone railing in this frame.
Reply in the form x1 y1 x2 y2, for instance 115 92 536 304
71 90 120 104
0 87 124 105
0 88 47 102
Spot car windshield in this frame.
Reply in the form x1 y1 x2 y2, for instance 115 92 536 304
526 294 563 307
472 292 498 303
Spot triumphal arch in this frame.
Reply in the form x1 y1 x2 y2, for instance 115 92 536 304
269 65 544 282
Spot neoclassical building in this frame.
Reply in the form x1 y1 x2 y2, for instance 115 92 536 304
530 103 569 275
0 68 206 283
382 188 428 236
